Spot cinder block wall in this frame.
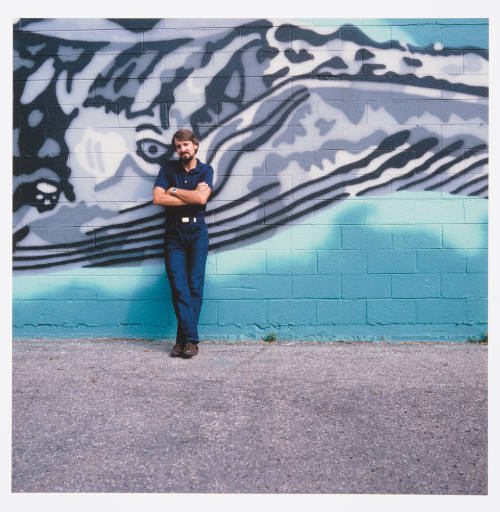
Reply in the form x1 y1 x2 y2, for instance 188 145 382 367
13 18 488 341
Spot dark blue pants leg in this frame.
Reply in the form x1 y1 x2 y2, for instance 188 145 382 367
164 223 208 344
186 224 209 330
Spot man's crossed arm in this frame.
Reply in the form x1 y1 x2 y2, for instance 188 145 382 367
153 182 211 207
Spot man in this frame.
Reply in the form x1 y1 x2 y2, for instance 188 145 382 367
153 129 214 358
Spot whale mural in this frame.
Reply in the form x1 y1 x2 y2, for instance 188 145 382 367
13 18 488 272
12 18 488 341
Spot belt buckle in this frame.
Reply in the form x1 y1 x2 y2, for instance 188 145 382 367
181 217 189 223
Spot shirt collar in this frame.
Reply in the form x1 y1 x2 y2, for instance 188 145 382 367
177 158 200 173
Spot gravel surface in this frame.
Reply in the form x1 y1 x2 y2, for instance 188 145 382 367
12 338 487 494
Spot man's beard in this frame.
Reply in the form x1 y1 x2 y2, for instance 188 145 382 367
181 152 194 162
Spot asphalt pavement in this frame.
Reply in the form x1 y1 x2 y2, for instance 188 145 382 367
11 338 487 494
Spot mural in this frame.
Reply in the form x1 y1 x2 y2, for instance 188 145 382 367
13 18 488 271
13 18 488 341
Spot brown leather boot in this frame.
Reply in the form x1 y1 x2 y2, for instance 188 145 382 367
170 343 185 357
183 342 199 358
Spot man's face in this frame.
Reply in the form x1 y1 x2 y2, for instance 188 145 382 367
174 138 198 163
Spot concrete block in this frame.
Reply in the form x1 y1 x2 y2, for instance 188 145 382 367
368 249 416 273
60 177 96 203
314 199 365 225
303 82 343 101
342 225 392 249
268 300 316 324
318 250 367 274
441 124 488 148
417 100 487 125
266 250 316 274
76 263 146 277
291 225 341 249
392 274 440 298
317 299 366 325
291 25 341 51
391 26 442 48
464 52 489 74
12 300 128 327
217 150 266 175
265 150 317 176
320 100 367 125
205 255 217 275
443 224 488 249
392 225 442 249
218 300 267 325
292 176 343 201
342 125 402 148
364 198 415 225
23 226 94 247
438 19 488 25
416 249 466 273
292 275 341 299
205 275 291 299
265 199 314 226
124 300 176 326
392 79 443 100
42 276 100 300
95 177 155 202
291 251 317 274
465 298 488 323
217 250 266 274
342 25 391 48
466 249 488 273
367 299 416 324
442 25 489 49
414 199 464 223
244 127 294 152
95 275 171 300
199 300 218 325
235 226 292 251
441 273 487 298
242 176 292 199
245 77 275 102
464 198 488 223
367 101 418 125
211 199 261 225
266 251 291 274
342 274 391 299
202 77 243 101
415 299 465 323
291 125 325 152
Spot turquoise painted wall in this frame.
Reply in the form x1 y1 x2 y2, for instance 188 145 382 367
13 18 488 341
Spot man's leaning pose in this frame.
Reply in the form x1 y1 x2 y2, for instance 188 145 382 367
153 129 214 358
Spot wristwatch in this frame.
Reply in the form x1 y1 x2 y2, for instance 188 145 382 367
171 188 177 195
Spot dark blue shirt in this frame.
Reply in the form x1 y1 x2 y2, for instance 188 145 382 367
154 158 214 218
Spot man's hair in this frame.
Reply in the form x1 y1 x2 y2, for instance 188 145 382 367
171 129 199 148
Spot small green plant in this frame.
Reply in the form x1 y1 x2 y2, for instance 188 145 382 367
467 332 488 344
263 332 277 342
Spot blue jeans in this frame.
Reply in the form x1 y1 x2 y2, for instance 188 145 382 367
164 221 209 345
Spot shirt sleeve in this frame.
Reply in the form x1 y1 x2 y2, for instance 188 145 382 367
202 164 214 190
154 165 169 190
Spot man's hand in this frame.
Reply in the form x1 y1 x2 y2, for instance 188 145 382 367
168 183 212 205
153 183 211 207
196 182 210 191
167 183 208 195
153 186 188 206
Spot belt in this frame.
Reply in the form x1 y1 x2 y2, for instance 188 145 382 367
168 216 204 224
